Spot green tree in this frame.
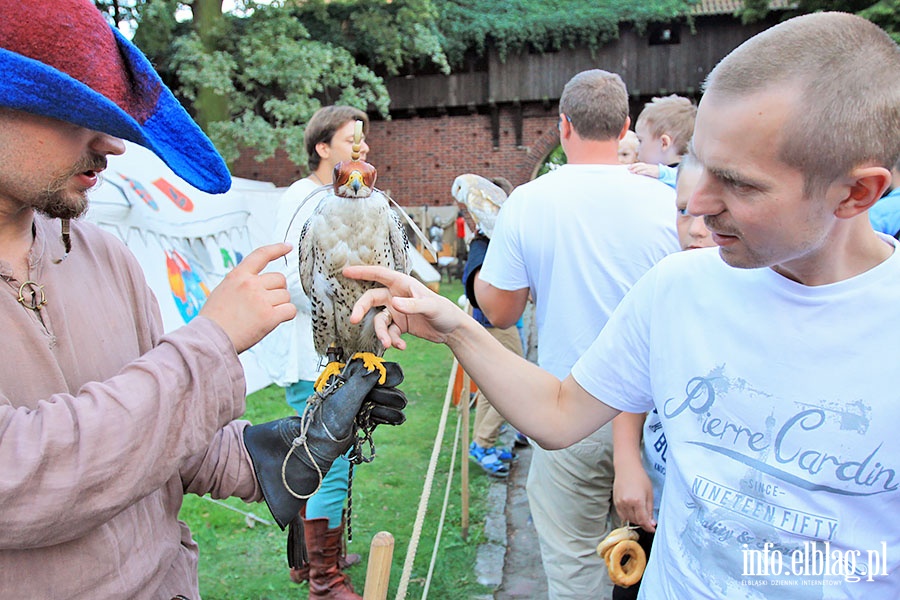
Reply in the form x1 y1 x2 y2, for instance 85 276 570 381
96 0 228 128
94 0 141 28
174 2 390 165
859 0 900 43
537 145 567 177
189 0 230 131
111 1 390 167
739 0 900 42
292 0 450 76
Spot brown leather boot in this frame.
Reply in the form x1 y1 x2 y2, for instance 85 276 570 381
289 553 361 584
304 516 363 599
288 517 361 584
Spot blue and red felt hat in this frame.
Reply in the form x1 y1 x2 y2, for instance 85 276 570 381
0 0 231 194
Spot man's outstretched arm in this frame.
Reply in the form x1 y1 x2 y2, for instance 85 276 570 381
345 265 619 449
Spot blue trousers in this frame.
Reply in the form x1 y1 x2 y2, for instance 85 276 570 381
286 380 350 528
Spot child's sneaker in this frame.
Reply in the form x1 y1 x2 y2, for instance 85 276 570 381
513 431 529 447
469 442 509 478
494 446 518 463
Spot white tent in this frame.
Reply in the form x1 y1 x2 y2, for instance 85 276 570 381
86 142 281 392
86 141 439 394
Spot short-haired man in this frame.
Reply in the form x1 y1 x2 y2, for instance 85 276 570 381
347 12 900 598
474 69 679 598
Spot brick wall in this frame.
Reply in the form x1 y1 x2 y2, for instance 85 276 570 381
231 146 304 188
230 105 561 208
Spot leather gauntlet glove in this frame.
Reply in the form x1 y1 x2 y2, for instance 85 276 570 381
244 357 406 529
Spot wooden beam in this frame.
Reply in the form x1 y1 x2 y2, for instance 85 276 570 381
490 103 500 149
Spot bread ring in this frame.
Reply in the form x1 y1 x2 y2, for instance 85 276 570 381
606 539 646 588
596 526 639 560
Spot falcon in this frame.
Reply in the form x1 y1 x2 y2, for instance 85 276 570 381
298 121 410 391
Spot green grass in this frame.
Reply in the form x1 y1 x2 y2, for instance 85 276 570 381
179 279 496 599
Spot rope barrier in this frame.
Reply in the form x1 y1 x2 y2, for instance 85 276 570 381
200 496 274 527
460 371 471 540
421 410 463 599
394 358 459 599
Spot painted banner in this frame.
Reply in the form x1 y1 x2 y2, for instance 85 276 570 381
87 141 281 393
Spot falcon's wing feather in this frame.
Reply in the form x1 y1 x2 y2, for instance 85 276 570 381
297 215 315 299
386 198 411 275
310 247 337 357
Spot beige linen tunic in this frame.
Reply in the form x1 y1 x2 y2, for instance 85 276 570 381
0 215 262 599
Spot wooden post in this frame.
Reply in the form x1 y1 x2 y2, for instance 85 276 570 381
460 371 471 541
363 531 395 600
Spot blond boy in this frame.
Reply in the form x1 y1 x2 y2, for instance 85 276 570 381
631 94 697 187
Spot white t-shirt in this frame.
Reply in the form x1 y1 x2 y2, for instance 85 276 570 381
479 163 679 378
572 243 900 598
257 178 330 384
642 407 667 520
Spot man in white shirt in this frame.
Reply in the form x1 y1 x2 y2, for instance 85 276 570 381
475 69 678 598
346 12 900 599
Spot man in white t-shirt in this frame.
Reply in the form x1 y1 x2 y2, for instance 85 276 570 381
345 12 900 599
475 69 679 598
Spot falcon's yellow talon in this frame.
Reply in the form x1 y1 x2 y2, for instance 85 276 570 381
314 361 345 392
351 352 387 384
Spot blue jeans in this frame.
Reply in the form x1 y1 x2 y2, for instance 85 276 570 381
286 379 351 528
